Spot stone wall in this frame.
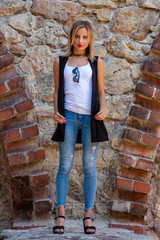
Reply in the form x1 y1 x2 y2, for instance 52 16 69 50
0 0 160 236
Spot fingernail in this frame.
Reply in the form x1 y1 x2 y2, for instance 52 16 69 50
64 120 67 123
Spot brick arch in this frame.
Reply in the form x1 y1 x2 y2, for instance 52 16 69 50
0 31 52 224
110 32 160 235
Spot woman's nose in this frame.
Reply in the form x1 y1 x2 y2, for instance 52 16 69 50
78 37 83 42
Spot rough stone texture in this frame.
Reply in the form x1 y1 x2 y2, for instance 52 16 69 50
104 57 134 95
7 13 45 36
78 0 117 9
0 0 160 237
105 35 144 63
137 0 160 10
0 144 11 230
19 45 55 82
110 7 159 40
31 0 85 21
0 0 25 17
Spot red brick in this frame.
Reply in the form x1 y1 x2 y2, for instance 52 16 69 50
120 154 137 168
119 190 147 204
134 93 160 113
0 32 5 43
109 223 145 234
149 112 160 124
142 73 160 88
33 187 48 199
118 168 150 181
142 133 159 147
142 60 160 76
154 88 160 101
122 128 142 142
136 82 154 98
15 99 33 113
130 202 147 216
13 199 33 210
136 158 154 171
0 45 7 56
3 129 20 143
148 51 160 64
120 140 156 159
152 36 160 53
27 148 45 162
10 176 30 189
0 66 17 82
116 177 133 191
34 199 52 212
8 75 25 91
0 107 15 121
129 105 149 120
6 138 38 154
126 116 160 137
0 54 14 70
21 125 39 139
30 172 50 187
134 181 151 193
12 188 32 200
0 82 7 95
8 152 27 166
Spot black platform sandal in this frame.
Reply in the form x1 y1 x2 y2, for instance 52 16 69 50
83 217 96 234
53 216 65 234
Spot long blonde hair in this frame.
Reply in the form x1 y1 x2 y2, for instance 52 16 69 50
67 20 95 62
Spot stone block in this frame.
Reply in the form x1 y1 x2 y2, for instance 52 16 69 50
10 44 26 56
0 32 5 42
31 0 84 21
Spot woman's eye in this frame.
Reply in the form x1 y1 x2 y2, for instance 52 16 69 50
84 36 88 39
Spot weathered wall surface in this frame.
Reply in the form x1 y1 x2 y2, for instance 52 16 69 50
0 0 160 234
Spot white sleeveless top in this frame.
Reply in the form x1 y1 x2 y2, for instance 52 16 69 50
64 62 92 115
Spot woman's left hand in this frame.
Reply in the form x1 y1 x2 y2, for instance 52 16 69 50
94 109 106 121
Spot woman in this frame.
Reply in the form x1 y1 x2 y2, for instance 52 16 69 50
51 20 108 234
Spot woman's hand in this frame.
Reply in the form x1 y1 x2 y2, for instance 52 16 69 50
94 109 106 121
54 111 66 124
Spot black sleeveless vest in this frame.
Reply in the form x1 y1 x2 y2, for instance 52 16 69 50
51 56 109 143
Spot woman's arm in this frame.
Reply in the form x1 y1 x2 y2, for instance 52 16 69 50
94 57 106 121
53 58 66 124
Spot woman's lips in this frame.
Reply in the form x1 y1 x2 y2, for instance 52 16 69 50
77 44 83 47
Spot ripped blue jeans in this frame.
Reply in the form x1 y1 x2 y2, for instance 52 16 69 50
56 109 99 211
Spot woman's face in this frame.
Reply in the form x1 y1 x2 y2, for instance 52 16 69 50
72 27 90 53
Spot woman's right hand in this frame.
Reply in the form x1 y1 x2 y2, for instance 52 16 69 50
54 111 67 124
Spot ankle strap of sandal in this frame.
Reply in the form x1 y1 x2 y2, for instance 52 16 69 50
54 215 65 220
83 217 93 222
